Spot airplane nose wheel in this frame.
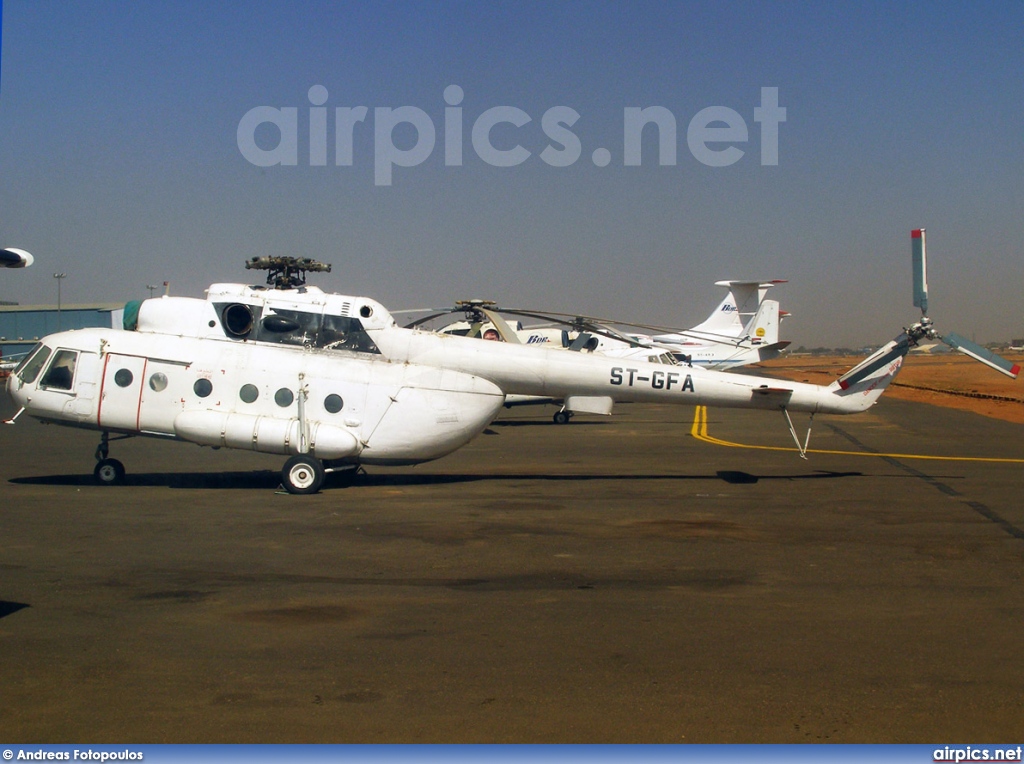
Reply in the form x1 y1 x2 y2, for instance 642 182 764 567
282 455 325 495
552 410 573 425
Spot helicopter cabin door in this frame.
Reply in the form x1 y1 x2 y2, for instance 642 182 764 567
97 353 149 431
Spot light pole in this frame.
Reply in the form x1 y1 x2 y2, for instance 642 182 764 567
53 272 67 330
146 284 159 298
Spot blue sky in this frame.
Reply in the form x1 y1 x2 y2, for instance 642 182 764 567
1 0 1022 347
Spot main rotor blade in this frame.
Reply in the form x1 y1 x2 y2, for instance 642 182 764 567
503 308 685 336
403 310 457 329
912 229 928 315
941 332 1021 379
505 308 753 348
497 308 647 348
478 307 523 344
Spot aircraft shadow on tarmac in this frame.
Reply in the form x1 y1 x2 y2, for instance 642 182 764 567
9 468 864 491
487 420 616 429
0 601 30 620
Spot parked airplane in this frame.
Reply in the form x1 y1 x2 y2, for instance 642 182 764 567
5 233 1017 493
651 280 790 368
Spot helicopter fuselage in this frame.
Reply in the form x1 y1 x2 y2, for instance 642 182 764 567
6 280 903 491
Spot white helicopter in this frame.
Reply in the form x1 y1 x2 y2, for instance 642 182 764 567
5 232 1018 494
414 279 789 368
406 282 788 422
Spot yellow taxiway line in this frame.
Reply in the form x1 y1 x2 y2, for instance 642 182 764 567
689 406 1024 463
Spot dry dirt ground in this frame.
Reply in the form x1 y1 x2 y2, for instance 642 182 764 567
758 351 1024 425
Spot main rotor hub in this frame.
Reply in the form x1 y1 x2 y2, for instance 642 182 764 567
455 299 497 323
245 256 332 289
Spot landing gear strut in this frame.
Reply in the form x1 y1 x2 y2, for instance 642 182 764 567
93 432 127 485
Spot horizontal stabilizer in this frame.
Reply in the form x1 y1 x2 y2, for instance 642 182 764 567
751 341 791 364
942 332 1020 379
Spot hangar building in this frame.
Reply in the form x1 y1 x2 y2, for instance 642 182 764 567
0 303 124 362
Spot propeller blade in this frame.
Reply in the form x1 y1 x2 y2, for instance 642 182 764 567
911 229 928 315
941 332 1020 379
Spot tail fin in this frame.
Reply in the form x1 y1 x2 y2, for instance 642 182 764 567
690 280 785 338
742 298 781 346
826 334 911 411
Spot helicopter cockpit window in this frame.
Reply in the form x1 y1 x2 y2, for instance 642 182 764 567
40 349 79 390
647 353 678 365
317 314 380 354
254 309 380 354
14 343 51 385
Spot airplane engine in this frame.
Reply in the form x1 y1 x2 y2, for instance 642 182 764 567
173 410 361 459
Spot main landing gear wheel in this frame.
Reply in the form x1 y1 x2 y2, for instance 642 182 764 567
552 410 572 425
282 455 325 495
94 458 126 486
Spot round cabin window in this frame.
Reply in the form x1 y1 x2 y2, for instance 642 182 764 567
194 378 213 398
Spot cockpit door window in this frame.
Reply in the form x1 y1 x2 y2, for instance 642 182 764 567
39 349 79 391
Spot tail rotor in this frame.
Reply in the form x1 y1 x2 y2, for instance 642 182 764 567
838 228 1019 391
905 229 1019 379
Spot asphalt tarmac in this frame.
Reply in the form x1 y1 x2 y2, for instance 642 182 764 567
2 390 1023 743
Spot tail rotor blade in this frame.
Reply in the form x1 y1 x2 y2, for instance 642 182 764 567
911 229 928 315
942 332 1021 379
